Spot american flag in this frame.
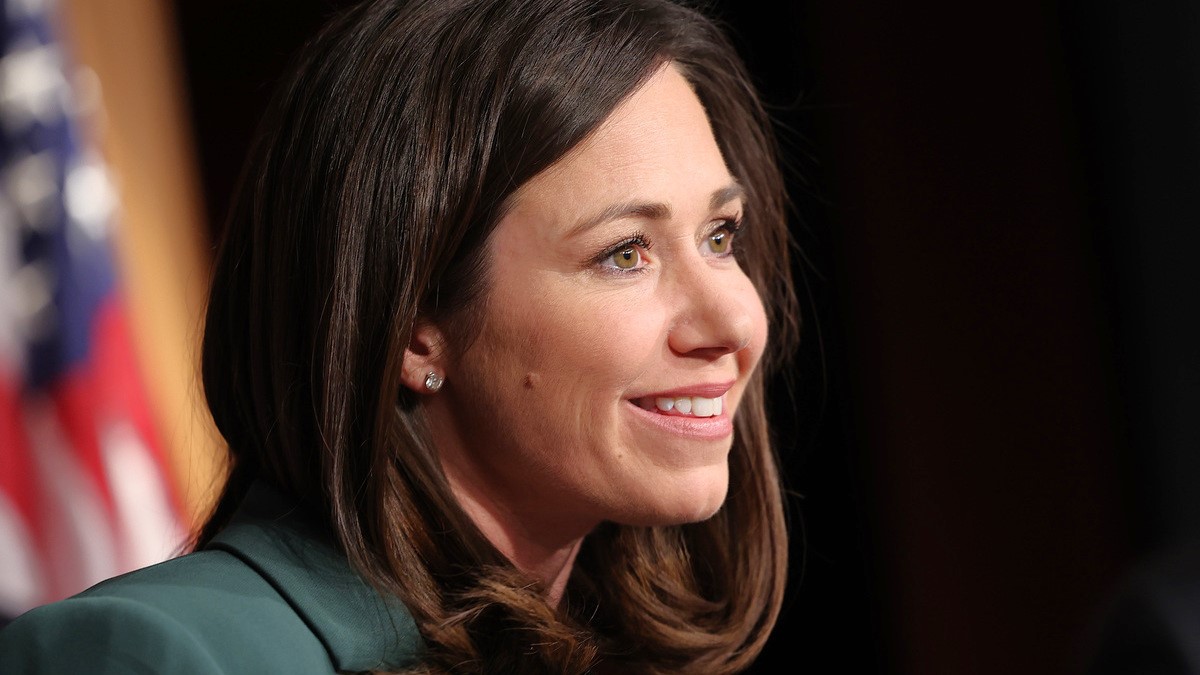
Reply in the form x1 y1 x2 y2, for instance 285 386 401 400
0 0 185 619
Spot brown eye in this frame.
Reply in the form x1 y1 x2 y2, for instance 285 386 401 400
706 227 734 255
596 233 651 273
612 246 641 269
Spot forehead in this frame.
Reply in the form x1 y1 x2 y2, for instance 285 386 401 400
506 63 734 229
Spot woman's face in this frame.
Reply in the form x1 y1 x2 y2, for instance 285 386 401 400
427 64 768 545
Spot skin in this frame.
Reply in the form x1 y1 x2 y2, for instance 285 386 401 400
411 63 768 605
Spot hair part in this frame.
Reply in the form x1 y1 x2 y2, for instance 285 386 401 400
199 1 797 672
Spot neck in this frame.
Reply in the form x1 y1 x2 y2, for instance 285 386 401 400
525 538 583 607
447 470 589 607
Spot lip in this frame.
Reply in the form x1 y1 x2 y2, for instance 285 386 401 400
629 380 735 400
625 400 733 440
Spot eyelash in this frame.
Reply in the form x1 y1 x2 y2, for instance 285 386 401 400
591 216 745 275
706 217 743 255
592 231 654 275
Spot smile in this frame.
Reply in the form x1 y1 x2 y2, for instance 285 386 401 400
632 395 724 418
624 381 736 440
625 398 733 440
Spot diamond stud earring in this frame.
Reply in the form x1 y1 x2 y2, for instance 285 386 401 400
423 371 444 392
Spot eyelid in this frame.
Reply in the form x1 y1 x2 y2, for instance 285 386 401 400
591 231 653 273
701 215 743 255
708 211 742 232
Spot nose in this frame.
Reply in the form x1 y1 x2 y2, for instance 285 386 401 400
666 261 757 359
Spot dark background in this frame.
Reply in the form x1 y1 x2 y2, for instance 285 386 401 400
173 1 1200 672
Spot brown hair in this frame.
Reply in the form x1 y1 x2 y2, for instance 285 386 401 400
198 0 798 672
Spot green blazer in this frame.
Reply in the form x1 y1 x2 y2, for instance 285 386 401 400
0 482 425 674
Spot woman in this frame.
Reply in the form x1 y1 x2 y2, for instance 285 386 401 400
0 0 798 672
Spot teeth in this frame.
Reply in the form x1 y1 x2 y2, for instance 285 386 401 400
649 395 722 418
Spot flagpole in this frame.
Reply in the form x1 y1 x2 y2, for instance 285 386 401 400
57 0 223 530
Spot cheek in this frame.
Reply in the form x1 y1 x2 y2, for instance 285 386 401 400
486 274 666 377
456 294 662 478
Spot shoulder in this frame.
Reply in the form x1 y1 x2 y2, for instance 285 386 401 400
0 480 426 673
0 549 334 674
0 591 228 674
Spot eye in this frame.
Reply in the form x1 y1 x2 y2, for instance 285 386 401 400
611 246 641 269
594 232 652 273
707 230 732 255
703 219 741 256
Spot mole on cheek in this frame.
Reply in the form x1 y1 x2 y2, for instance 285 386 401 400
523 372 540 389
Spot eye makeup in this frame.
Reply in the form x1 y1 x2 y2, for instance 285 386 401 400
588 230 654 274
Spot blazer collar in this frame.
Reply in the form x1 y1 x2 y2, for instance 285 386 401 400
206 481 424 672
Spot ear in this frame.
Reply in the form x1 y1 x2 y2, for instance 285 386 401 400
400 318 448 394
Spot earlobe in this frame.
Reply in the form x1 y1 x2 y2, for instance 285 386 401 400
400 319 448 394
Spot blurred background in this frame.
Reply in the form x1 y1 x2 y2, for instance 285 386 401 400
3 0 1199 673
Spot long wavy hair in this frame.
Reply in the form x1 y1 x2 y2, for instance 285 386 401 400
197 0 799 672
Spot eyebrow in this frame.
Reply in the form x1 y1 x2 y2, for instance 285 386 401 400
566 182 746 238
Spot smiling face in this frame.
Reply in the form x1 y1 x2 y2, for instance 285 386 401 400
422 63 768 553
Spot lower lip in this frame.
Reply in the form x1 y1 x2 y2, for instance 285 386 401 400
625 400 733 440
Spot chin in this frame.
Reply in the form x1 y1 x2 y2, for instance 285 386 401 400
620 466 730 526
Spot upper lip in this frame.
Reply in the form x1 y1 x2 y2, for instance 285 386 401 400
629 381 735 400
